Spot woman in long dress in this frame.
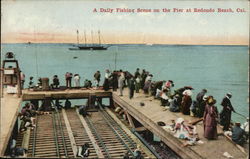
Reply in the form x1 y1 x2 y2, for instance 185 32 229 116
203 96 218 140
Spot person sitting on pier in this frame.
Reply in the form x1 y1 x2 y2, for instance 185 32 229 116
28 76 35 88
203 96 218 140
160 89 170 106
231 122 246 146
220 93 235 131
174 118 193 139
51 75 60 89
169 94 181 112
182 132 200 147
64 99 71 109
180 89 193 115
55 99 63 110
73 74 80 88
133 145 144 159
241 117 249 139
79 105 89 117
10 139 27 158
84 79 92 89
163 80 174 95
77 143 90 158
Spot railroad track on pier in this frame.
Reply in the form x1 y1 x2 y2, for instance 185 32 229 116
28 110 74 158
15 106 150 158
83 103 144 158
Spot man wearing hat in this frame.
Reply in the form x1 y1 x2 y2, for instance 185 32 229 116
231 122 246 145
220 93 235 131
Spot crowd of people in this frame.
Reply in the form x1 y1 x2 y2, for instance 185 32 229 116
22 68 249 148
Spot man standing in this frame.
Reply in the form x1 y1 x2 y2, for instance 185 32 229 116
134 68 140 79
74 74 80 88
20 71 25 89
220 93 235 131
118 71 125 96
196 89 207 117
94 71 101 88
65 72 72 88
129 77 135 99
103 69 110 91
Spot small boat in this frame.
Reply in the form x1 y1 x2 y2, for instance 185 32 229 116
69 30 108 50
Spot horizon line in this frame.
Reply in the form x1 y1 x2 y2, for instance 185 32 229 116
1 42 249 47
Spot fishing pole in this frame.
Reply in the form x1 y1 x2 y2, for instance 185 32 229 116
233 111 248 119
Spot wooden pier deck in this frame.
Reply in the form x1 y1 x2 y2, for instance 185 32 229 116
22 88 112 101
0 90 22 156
113 89 248 159
0 88 248 158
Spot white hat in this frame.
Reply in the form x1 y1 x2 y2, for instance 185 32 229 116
176 118 184 124
183 90 192 96
203 95 208 100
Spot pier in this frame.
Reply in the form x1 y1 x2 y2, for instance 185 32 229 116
0 88 248 158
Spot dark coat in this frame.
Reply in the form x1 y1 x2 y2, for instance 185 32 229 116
220 96 235 130
181 95 192 115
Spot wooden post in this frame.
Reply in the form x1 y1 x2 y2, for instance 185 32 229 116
16 69 22 97
109 96 113 107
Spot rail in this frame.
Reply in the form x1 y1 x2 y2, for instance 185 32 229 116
55 108 68 157
31 114 38 157
85 116 111 158
97 102 136 157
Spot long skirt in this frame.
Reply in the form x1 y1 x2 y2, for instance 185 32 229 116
204 125 217 139
103 78 109 91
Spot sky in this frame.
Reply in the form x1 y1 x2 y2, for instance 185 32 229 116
1 0 249 45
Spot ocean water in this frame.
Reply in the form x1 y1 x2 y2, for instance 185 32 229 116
1 43 249 122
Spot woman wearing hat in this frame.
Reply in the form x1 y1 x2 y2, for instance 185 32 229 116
203 96 219 140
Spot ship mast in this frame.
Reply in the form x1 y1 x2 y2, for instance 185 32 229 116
76 30 79 45
98 30 101 45
84 30 87 46
91 30 94 46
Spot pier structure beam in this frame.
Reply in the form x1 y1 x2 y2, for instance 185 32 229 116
109 96 113 107
125 111 135 129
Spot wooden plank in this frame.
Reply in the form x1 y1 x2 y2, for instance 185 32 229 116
224 133 246 154
62 109 77 157
22 89 112 101
113 93 203 159
126 111 135 128
76 109 105 158
0 92 22 156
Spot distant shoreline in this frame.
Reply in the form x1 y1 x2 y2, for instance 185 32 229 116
1 43 249 47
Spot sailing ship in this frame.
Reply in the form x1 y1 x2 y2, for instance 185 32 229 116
69 30 108 50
